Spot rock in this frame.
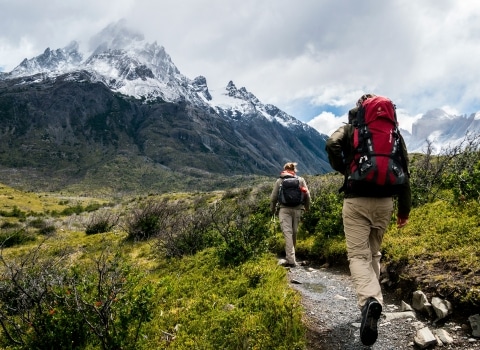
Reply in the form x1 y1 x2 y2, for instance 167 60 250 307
414 327 437 349
401 300 414 312
412 290 433 316
384 311 417 321
434 328 454 345
434 335 444 347
413 321 426 330
469 314 480 337
431 297 452 320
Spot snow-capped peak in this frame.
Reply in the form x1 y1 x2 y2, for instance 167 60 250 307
11 41 83 77
1 20 307 131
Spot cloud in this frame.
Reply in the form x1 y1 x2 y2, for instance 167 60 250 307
1 0 479 128
307 112 347 136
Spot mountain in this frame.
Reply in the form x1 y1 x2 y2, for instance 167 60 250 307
400 109 480 154
0 20 331 194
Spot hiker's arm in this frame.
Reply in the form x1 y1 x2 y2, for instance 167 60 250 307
397 133 411 226
300 178 311 211
396 178 411 224
326 125 349 173
270 180 280 213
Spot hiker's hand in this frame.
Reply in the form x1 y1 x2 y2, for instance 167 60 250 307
397 217 408 228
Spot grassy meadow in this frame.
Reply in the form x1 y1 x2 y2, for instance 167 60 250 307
0 140 479 349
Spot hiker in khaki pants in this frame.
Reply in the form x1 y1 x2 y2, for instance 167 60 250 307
325 93 411 346
270 162 310 268
278 207 302 266
342 197 394 307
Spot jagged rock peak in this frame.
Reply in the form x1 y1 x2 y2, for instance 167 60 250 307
192 76 212 101
12 41 83 76
225 81 260 104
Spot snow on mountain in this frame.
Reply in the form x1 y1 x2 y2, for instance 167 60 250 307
404 109 480 153
10 41 83 77
2 20 477 155
1 20 304 132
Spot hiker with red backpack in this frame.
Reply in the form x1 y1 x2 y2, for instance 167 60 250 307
270 162 311 268
325 94 412 346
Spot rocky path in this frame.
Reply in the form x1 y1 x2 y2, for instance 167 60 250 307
287 264 480 349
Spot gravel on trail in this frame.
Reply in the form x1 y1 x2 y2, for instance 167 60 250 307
287 264 480 350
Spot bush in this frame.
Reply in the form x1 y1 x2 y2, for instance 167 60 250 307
0 226 36 247
28 218 56 236
125 199 182 241
60 204 85 216
300 174 344 237
0 206 26 219
211 200 271 266
85 211 118 235
155 205 219 258
409 133 480 206
0 244 156 349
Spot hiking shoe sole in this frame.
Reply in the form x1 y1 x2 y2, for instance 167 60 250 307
360 298 382 346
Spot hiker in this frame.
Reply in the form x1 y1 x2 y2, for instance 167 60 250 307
325 94 412 346
270 162 311 268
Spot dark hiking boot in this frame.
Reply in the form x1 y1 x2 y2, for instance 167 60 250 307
360 297 382 346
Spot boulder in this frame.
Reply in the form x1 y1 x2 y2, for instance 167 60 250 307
414 327 437 349
431 297 452 320
412 290 433 316
469 314 480 337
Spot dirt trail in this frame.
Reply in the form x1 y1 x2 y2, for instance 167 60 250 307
288 264 480 349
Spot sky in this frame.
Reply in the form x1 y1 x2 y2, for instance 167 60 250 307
1 0 480 135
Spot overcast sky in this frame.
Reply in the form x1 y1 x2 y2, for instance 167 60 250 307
1 0 479 135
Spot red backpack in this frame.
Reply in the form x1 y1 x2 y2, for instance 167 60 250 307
349 96 407 186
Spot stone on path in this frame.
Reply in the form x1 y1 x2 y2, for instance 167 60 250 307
414 327 437 349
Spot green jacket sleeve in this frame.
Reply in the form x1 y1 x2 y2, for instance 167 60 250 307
325 125 351 174
397 133 412 219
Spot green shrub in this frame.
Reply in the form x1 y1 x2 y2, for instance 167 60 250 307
0 206 26 218
214 207 271 266
445 159 480 202
0 245 156 349
0 227 36 247
125 199 180 241
156 206 220 258
85 211 118 235
28 218 56 236
38 225 56 235
60 204 84 216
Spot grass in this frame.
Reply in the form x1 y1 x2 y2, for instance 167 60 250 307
143 251 305 349
1 175 480 347
0 182 306 349
383 200 480 270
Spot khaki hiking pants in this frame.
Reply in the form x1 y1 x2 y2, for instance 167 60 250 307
278 207 302 265
342 197 394 309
